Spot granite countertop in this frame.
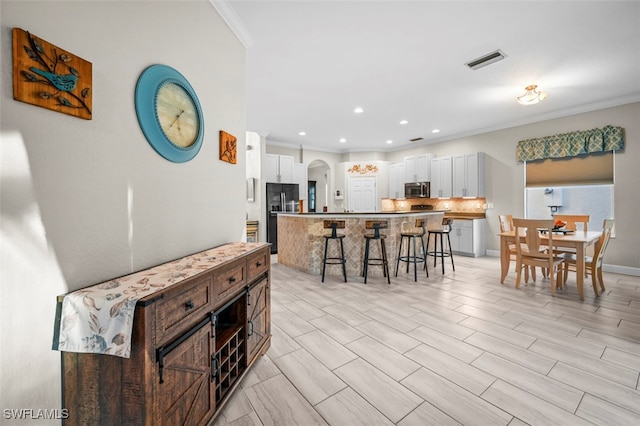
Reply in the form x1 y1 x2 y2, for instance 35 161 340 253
279 210 448 216
444 212 487 219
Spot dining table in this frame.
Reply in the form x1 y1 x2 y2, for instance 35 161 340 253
498 229 602 300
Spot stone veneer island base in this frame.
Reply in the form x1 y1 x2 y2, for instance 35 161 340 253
277 212 446 278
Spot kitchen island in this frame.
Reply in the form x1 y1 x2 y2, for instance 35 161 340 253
277 211 446 278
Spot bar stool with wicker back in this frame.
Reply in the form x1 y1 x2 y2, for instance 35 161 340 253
362 220 390 284
427 217 455 274
395 219 428 281
321 220 347 283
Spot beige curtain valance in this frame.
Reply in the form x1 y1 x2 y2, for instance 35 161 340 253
516 125 624 162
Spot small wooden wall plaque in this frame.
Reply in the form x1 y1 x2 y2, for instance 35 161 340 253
12 28 92 120
219 130 237 164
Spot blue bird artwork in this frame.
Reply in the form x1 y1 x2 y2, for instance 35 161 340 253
29 67 78 91
12 28 92 119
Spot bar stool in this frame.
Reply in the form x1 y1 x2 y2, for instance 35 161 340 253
427 217 455 274
321 220 347 282
395 219 428 281
363 220 390 284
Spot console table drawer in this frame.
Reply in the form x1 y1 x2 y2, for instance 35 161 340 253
213 260 246 305
247 249 269 283
156 276 213 344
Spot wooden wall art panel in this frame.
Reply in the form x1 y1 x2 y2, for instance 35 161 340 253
219 130 237 164
12 28 92 120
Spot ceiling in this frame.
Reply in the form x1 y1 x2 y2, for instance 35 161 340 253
215 1 640 153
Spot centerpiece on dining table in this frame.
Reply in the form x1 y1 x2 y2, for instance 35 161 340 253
553 220 567 231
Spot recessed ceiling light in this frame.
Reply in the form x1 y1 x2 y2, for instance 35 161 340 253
298 131 306 136
400 120 408 125
386 140 393 144
432 129 440 134
339 138 347 143
354 107 364 114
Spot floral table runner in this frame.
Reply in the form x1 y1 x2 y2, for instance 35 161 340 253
53 242 266 358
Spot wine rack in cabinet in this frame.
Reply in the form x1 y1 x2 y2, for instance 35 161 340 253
60 243 271 426
214 292 247 403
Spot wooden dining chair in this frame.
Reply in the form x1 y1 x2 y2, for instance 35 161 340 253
552 213 591 268
499 214 536 282
553 214 590 232
512 218 565 295
559 219 614 296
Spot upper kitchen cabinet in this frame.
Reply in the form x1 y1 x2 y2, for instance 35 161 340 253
404 154 432 182
388 163 405 199
266 154 294 183
430 156 452 198
453 152 485 198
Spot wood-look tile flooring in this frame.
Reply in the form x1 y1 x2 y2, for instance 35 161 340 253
214 255 640 426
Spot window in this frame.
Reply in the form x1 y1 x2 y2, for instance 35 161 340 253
524 152 615 233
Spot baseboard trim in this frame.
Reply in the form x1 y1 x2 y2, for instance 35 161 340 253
485 249 640 277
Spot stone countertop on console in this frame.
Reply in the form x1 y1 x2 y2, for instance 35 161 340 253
53 242 269 358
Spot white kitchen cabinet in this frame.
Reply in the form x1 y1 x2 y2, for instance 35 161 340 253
449 218 485 257
452 152 485 198
404 154 432 182
266 154 294 183
388 163 405 198
430 156 452 198
293 163 308 201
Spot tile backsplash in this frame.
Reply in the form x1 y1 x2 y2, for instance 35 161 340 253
382 197 487 214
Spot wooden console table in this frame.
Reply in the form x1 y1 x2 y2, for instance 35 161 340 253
58 242 271 425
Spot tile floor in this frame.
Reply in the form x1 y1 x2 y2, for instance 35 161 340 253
213 255 640 425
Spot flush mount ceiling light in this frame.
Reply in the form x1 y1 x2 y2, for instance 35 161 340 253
517 85 547 105
354 107 364 114
400 119 408 125
298 131 306 136
386 139 393 144
339 138 346 143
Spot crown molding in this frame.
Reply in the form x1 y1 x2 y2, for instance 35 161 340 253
209 0 253 48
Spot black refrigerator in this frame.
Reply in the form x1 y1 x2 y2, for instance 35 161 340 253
266 183 299 254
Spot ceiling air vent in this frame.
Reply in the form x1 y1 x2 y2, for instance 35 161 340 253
465 49 506 70
409 137 424 142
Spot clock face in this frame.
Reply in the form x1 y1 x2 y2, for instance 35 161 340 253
156 82 199 148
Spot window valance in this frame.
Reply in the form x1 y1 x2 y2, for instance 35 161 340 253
516 125 624 162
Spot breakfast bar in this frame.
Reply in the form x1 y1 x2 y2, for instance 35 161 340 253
277 211 446 278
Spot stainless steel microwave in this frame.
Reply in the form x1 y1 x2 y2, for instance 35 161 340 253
404 182 430 198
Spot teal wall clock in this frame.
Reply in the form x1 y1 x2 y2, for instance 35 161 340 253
135 64 204 162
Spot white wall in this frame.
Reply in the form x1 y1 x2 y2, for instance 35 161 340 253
245 131 262 223
0 1 246 420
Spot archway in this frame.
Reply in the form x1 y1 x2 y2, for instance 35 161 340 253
307 160 330 212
